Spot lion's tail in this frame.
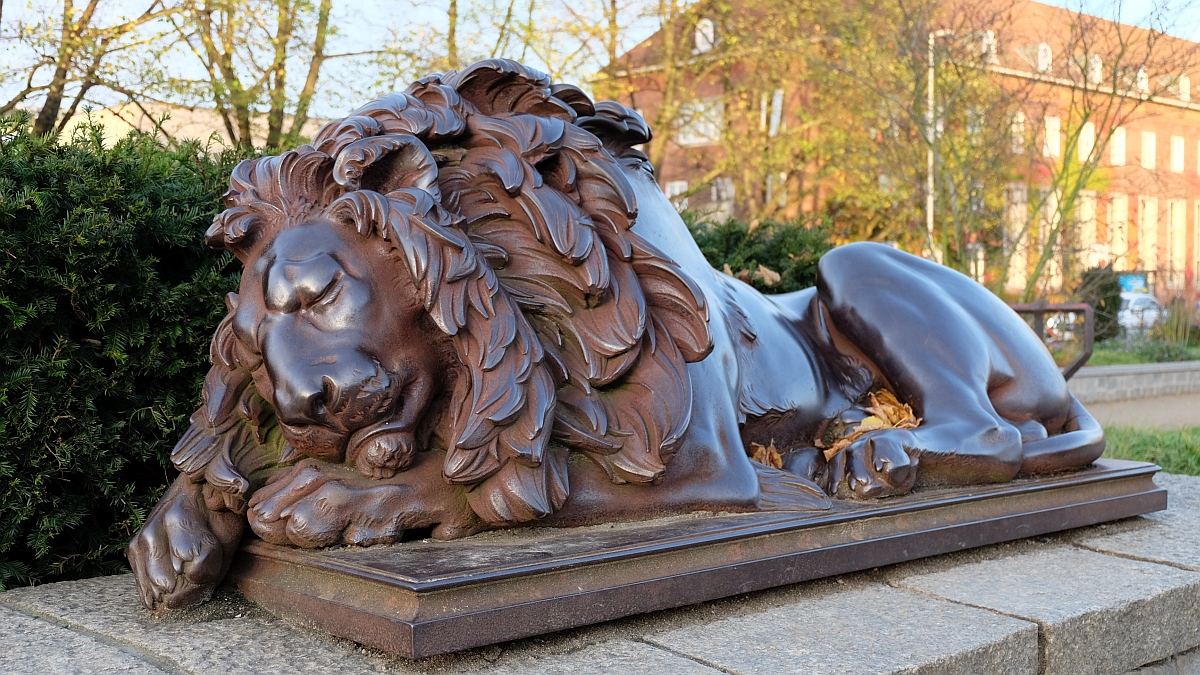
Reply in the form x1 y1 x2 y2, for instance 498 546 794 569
754 463 833 511
1019 394 1106 474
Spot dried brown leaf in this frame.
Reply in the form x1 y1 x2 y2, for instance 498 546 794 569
749 440 783 469
822 390 921 461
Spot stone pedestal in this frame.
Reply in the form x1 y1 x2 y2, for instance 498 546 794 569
228 459 1164 658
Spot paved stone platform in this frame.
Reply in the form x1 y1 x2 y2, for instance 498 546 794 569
4 472 1200 675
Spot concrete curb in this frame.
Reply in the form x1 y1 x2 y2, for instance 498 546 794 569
1069 361 1200 403
3 472 1200 674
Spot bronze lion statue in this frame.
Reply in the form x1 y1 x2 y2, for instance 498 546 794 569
129 59 1105 610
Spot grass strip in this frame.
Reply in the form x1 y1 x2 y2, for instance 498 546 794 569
1102 426 1200 476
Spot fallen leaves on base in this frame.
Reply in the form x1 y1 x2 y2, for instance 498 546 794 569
817 390 921 461
749 440 784 468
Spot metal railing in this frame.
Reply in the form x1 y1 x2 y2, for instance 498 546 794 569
1009 301 1095 380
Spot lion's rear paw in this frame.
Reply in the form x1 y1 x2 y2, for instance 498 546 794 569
844 430 919 498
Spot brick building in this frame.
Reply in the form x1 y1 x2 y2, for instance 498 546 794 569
610 0 1200 296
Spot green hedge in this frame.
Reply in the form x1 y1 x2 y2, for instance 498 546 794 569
685 214 833 294
1076 265 1122 343
0 115 247 588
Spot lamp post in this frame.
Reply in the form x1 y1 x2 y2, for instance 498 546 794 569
927 28 953 263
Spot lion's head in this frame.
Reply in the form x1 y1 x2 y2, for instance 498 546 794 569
181 59 713 525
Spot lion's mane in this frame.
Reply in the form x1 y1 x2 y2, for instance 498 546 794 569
173 59 713 525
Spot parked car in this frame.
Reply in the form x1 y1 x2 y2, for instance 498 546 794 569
1118 292 1166 334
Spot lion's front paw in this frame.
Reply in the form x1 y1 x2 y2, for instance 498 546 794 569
247 456 483 548
350 429 415 479
127 478 245 611
843 430 919 498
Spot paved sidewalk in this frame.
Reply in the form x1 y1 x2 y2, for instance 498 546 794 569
3 473 1200 675
1087 393 1200 429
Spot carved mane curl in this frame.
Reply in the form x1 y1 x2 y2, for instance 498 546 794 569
186 59 713 525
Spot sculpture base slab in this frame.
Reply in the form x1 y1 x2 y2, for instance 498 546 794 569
228 459 1165 659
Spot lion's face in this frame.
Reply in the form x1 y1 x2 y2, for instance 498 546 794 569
232 218 449 473
197 60 713 519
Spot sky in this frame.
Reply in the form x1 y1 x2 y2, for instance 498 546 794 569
2 0 1199 122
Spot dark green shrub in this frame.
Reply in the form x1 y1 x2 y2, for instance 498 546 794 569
0 114 249 588
1076 265 1122 342
686 214 833 294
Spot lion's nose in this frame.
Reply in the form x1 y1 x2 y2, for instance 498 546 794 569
274 373 336 426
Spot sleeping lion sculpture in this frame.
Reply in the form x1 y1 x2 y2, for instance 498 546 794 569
128 58 1105 610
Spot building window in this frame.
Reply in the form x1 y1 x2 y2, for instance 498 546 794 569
1141 131 1156 170
1005 183 1029 291
1043 116 1061 157
711 177 734 203
981 30 999 65
1137 195 1158 271
1171 135 1185 173
1087 54 1104 84
1167 199 1186 288
1037 43 1053 73
768 89 784 138
1038 188 1063 291
765 172 787 208
694 18 716 54
1177 73 1192 102
968 108 983 136
1136 67 1149 94
1111 126 1126 165
664 180 689 211
1078 191 1105 268
1108 193 1129 270
1079 121 1095 162
673 99 723 147
1195 202 1200 278
1011 111 1026 154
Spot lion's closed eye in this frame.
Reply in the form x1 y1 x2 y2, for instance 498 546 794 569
298 270 343 307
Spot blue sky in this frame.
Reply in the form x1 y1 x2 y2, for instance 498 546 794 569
3 0 1198 120
1061 0 1200 37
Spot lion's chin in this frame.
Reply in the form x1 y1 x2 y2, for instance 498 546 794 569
346 420 417 479
278 422 349 463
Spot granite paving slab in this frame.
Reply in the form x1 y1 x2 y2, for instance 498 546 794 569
0 575 407 674
0 604 168 675
894 545 1200 675
644 582 1039 675
1075 473 1200 571
1128 644 1200 674
473 640 723 674
0 573 744 674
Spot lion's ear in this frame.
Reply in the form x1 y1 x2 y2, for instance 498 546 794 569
577 101 653 164
333 135 440 197
206 148 337 257
447 59 579 120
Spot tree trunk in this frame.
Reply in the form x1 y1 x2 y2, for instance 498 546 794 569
264 0 296 148
447 0 458 69
647 0 681 177
286 0 331 145
32 63 71 135
32 0 77 135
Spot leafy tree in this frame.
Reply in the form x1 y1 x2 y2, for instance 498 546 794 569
156 0 345 148
0 0 178 135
